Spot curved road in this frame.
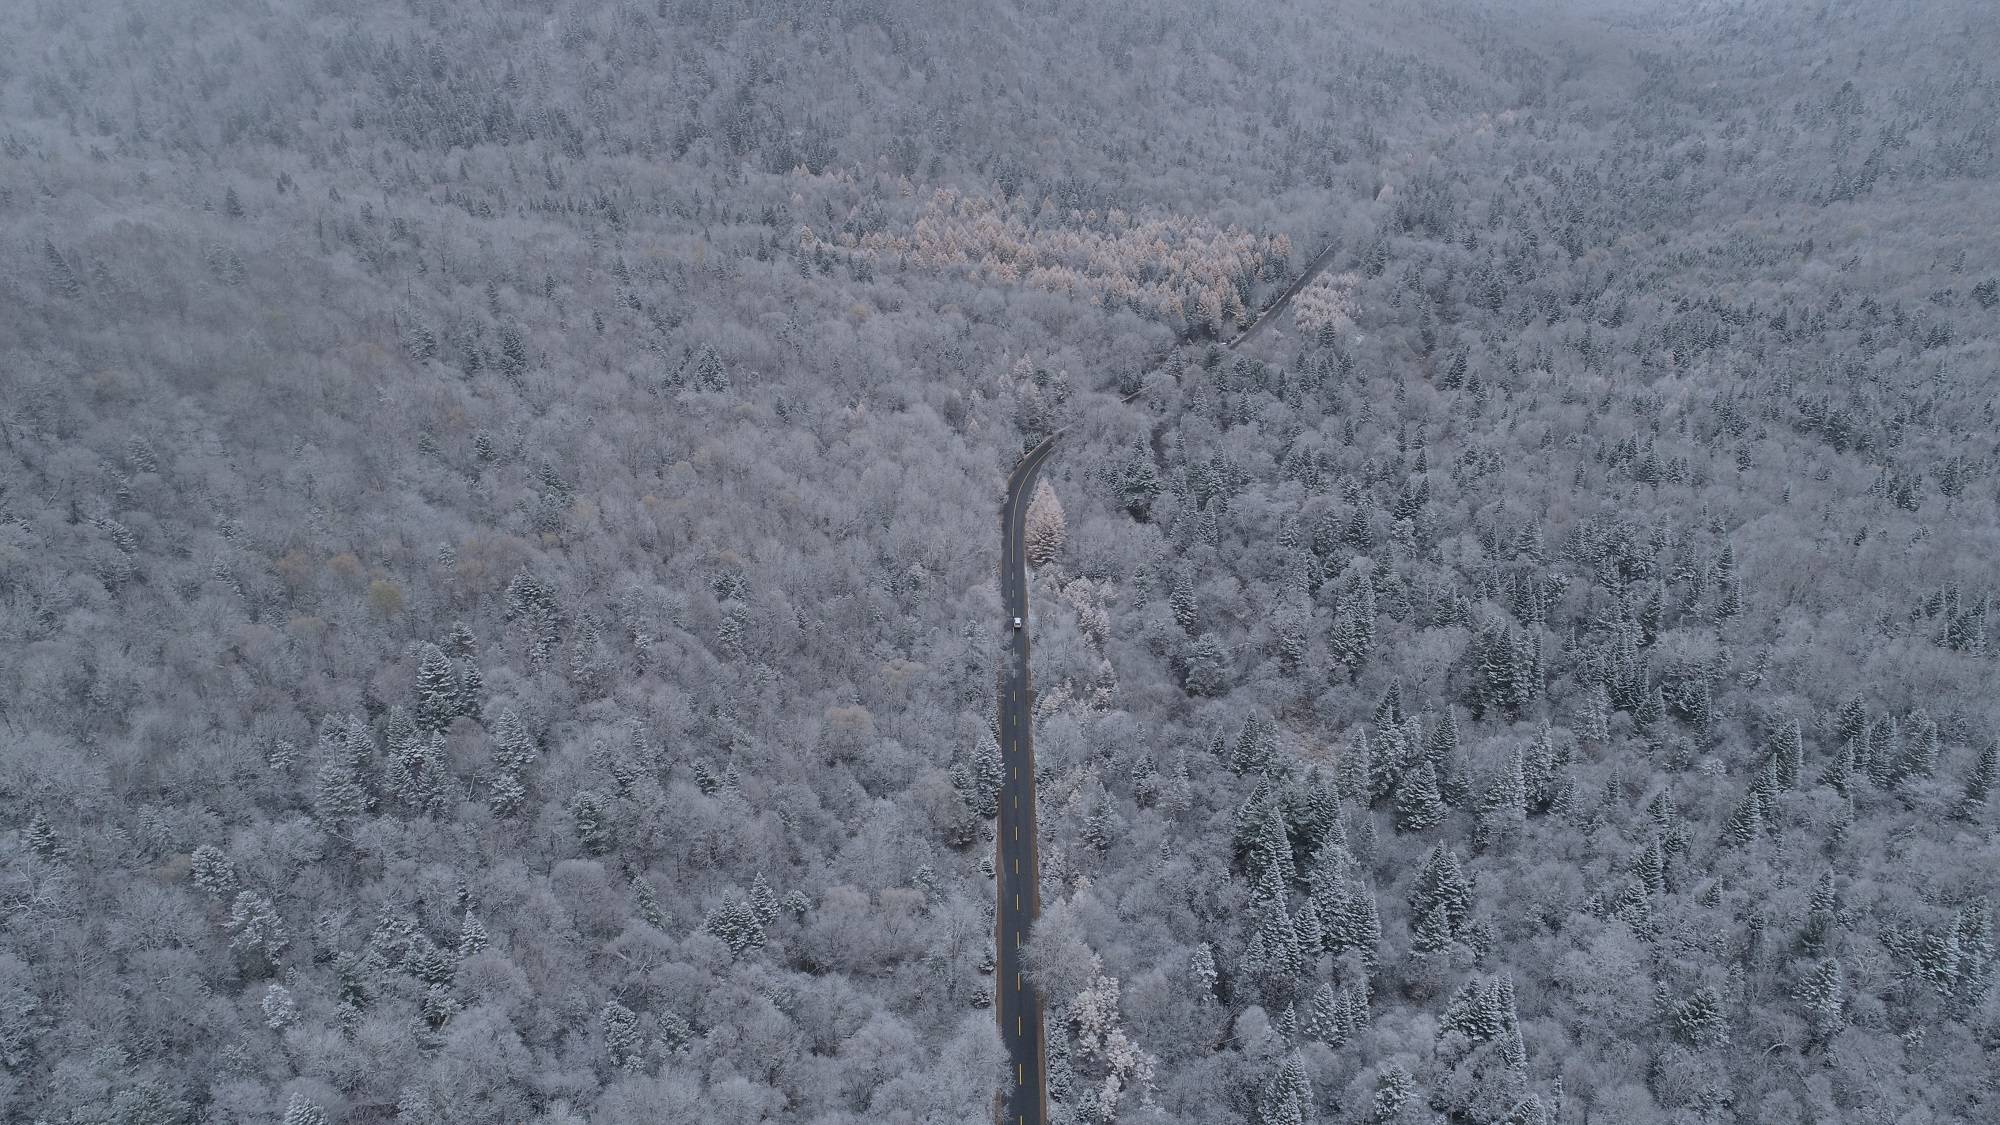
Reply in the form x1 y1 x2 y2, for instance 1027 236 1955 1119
990 240 1329 1120
1113 239 1341 403
996 433 1058 1125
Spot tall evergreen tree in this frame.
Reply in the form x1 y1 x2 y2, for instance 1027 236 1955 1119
633 877 666 930
1327 881 1382 969
1865 715 1901 788
1636 679 1666 726
1474 746 1528 850
1672 986 1729 1048
457 911 490 960
1820 738 1856 796
572 790 615 856
444 620 478 658
1338 728 1374 804
1257 1053 1312 1125
1233 715 1278 776
1304 980 1345 1043
1520 727 1565 815
405 733 451 816
1246 801 1297 887
1328 602 1375 681
1169 570 1199 634
1715 542 1742 619
1393 759 1447 832
1472 620 1534 718
1120 437 1162 521
1723 785 1768 846
1835 694 1868 747
1959 740 1998 819
314 723 369 829
1240 866 1305 997
1182 632 1231 696
1283 766 1343 855
1796 958 1845 1049
1898 716 1940 781
704 897 767 957
1768 717 1804 789
1424 709 1467 806
1024 478 1068 566
1330 574 1379 682
1799 871 1838 956
505 570 561 663
1372 683 1405 730
1408 846 1473 947
1234 782 1278 872
43 239 82 298
1436 974 1525 1072
488 709 536 816
1293 888 1325 956
1189 943 1219 1001
953 729 1004 819
1939 905 1997 1016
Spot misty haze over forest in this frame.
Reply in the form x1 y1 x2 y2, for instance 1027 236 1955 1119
1 0 1996 1122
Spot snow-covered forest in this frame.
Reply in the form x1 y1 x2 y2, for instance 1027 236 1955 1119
1 0 1996 1122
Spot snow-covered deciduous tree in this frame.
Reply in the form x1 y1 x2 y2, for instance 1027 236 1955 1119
226 892 288 973
602 1000 644 1070
281 1094 329 1125
261 983 298 1030
1065 970 1157 1121
190 844 236 899
5 1 2000 1120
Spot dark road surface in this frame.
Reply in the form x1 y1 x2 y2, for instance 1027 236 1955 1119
1111 239 1341 404
988 238 1326 1120
1228 239 1339 351
995 433 1058 1125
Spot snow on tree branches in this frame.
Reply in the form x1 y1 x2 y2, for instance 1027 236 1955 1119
1025 479 1067 568
813 185 1289 336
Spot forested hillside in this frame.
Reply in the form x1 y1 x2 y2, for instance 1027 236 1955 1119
1 0 1995 1123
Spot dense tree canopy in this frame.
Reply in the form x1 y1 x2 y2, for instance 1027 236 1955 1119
1 0 1996 1122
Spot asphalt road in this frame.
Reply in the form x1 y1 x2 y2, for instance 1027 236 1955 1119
1228 239 1340 351
1110 239 1342 403
995 432 1059 1125
987 241 1326 1120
